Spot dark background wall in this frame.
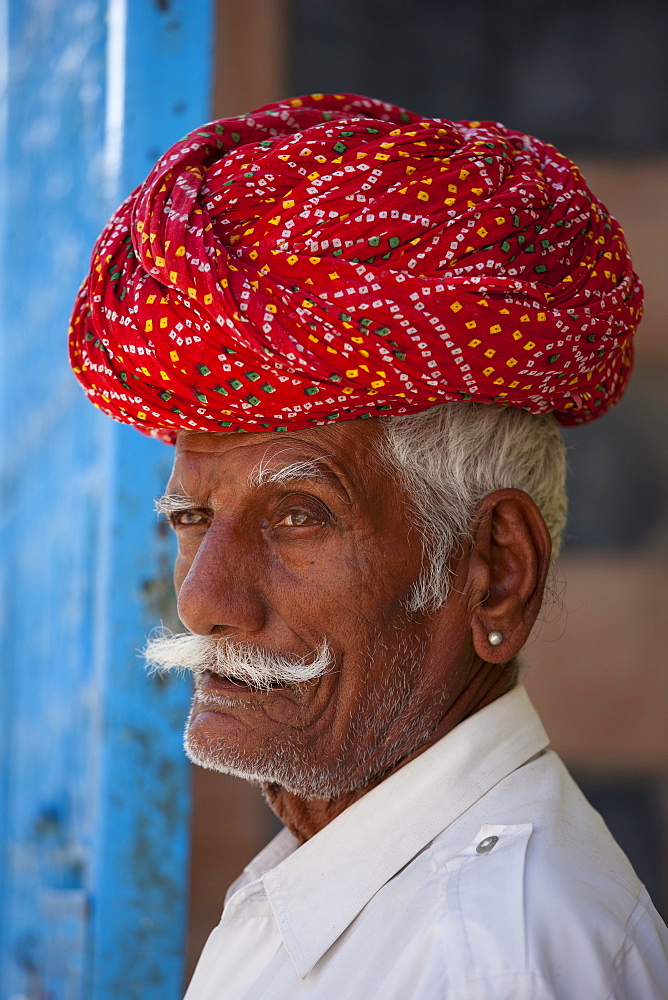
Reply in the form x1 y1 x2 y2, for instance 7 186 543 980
291 0 668 157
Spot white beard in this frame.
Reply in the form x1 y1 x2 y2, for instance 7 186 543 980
182 625 444 800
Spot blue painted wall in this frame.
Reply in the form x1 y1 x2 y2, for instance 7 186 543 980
0 2 213 997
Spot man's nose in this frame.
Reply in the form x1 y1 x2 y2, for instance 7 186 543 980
176 520 266 637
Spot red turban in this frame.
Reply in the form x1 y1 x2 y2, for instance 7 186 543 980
69 93 642 442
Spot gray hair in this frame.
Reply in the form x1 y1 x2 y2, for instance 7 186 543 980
377 403 567 612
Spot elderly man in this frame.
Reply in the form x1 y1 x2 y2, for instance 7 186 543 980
70 94 667 998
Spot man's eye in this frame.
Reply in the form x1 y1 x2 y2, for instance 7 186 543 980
169 509 208 527
276 510 322 527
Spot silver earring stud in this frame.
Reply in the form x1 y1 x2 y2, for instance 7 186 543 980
488 630 503 646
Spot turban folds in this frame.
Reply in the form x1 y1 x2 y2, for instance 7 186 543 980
69 93 642 442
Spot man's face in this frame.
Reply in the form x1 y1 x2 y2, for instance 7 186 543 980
163 419 475 798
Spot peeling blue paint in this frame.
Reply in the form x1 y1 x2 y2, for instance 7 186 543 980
0 2 213 997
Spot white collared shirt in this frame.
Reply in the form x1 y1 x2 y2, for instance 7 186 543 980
184 686 668 999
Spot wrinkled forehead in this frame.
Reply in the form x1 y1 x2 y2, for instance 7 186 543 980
168 419 391 501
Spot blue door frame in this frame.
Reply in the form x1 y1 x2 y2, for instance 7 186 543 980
0 2 213 996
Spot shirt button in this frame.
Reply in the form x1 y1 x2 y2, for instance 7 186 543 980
476 835 499 854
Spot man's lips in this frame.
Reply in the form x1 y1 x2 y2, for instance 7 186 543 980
197 669 285 694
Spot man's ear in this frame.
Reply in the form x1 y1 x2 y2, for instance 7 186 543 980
465 489 552 663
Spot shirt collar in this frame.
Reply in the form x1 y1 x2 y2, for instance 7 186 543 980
259 684 549 978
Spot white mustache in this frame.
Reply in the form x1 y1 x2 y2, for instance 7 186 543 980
143 629 334 691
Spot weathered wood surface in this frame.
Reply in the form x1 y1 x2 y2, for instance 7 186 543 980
0 2 212 996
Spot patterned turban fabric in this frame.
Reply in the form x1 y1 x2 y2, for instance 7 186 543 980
69 93 642 443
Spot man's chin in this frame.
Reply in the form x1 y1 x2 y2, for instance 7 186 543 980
184 735 268 784
184 709 265 779
183 727 357 800
184 711 292 785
